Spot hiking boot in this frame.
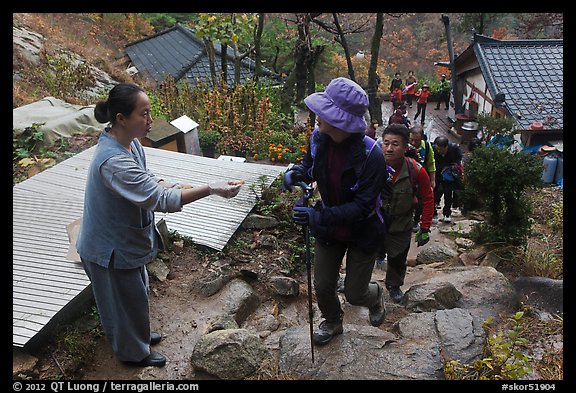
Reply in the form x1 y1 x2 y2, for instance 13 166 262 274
442 215 452 223
388 286 404 304
313 319 343 346
368 284 386 327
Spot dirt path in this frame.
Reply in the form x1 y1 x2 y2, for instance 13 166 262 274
74 208 462 380
72 103 464 381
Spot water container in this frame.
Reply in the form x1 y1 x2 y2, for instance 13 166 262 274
554 156 563 184
542 155 558 183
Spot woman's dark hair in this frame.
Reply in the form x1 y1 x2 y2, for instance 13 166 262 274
383 124 409 145
94 83 145 125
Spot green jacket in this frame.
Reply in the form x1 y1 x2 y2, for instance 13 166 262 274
382 158 422 234
439 79 450 91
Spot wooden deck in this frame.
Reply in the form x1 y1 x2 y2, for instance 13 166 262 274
13 146 287 348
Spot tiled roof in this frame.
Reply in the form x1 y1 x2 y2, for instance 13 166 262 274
472 34 563 130
125 24 279 88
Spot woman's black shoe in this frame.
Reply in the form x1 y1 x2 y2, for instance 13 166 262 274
124 352 166 367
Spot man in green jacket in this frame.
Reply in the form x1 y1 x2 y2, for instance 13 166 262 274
435 74 450 110
376 124 435 303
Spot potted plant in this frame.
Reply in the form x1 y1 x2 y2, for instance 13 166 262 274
198 130 221 158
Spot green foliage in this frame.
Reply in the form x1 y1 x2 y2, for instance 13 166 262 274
143 13 177 31
198 129 222 150
251 175 295 222
193 13 257 48
547 202 563 233
13 123 46 160
152 76 301 159
260 18 299 73
146 90 169 122
41 52 95 101
463 145 543 246
142 13 199 31
168 229 195 247
444 311 532 380
13 124 57 184
266 130 308 163
476 112 517 143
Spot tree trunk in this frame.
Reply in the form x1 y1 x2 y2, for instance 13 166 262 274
367 13 384 125
253 13 265 81
204 39 218 87
220 43 228 84
305 45 325 127
280 70 296 118
332 13 356 82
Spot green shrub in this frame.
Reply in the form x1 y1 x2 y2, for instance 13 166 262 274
476 112 517 143
444 311 532 380
463 145 543 246
42 52 95 101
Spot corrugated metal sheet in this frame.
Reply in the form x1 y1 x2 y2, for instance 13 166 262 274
13 145 288 347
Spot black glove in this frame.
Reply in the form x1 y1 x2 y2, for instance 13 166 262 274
282 169 304 192
293 206 321 227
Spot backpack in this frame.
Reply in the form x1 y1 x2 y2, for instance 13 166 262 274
309 129 385 224
405 156 421 207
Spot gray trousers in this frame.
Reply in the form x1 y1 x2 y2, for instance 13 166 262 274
313 241 379 323
82 259 151 362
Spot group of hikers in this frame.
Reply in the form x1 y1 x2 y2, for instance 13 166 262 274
76 75 463 368
388 71 451 128
283 76 464 347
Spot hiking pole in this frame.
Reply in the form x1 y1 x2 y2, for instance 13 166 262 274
296 180 315 363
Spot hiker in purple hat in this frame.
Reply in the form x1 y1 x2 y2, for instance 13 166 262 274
281 77 389 346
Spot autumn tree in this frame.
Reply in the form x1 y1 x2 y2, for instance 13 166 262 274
279 13 327 118
192 13 259 86
311 13 371 83
366 13 384 125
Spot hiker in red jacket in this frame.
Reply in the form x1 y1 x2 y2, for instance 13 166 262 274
413 84 431 126
376 124 434 303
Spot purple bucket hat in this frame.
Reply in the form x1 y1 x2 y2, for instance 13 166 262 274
304 77 369 133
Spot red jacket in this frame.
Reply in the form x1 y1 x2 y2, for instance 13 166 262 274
416 90 431 104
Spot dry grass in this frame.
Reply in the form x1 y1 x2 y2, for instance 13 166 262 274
245 353 302 380
13 13 145 108
524 314 563 380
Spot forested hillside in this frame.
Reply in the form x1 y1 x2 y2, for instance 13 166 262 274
13 12 563 108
